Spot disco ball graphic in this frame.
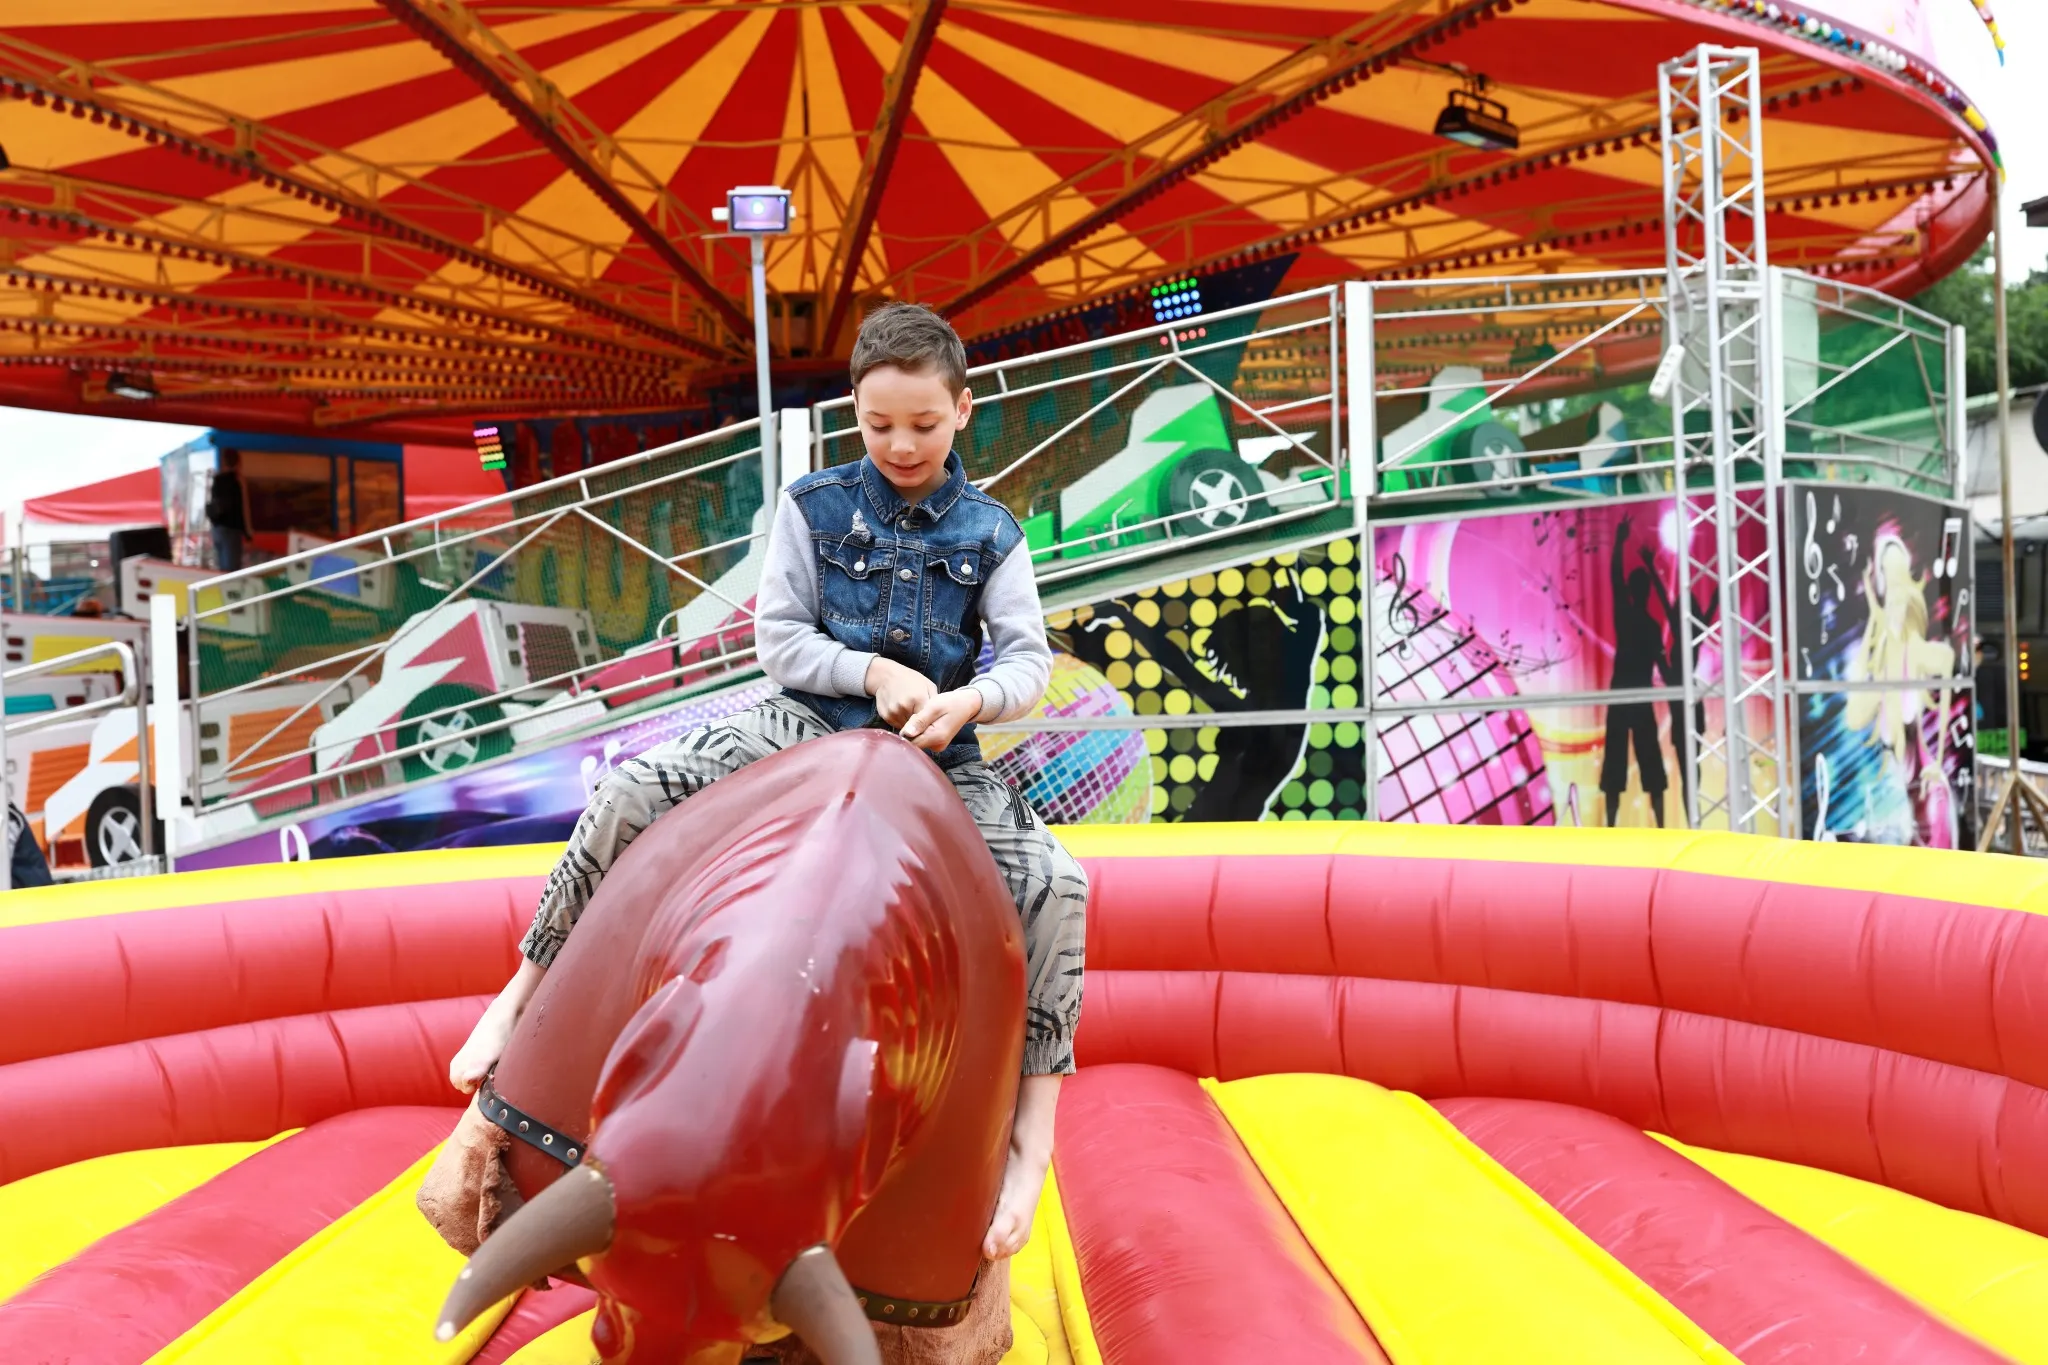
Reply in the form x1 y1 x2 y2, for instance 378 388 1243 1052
977 649 1152 825
1373 578 1553 826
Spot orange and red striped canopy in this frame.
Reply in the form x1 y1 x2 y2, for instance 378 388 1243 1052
0 0 2001 440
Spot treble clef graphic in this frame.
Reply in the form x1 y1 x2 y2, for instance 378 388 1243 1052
1803 490 1823 604
1388 552 1423 637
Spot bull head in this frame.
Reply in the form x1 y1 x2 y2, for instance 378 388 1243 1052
432 733 1023 1364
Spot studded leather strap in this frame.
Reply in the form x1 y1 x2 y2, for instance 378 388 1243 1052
478 1070 584 1167
477 1075 977 1327
852 1264 981 1327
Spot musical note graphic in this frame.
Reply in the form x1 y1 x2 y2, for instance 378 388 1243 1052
1814 753 1836 841
1803 491 1823 604
1828 494 1841 535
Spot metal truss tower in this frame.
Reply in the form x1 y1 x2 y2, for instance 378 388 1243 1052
1661 46 1791 836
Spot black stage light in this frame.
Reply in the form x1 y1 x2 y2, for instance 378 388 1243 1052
1436 83 1519 153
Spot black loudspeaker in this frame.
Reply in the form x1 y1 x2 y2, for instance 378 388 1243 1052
109 526 172 567
2032 393 2047 458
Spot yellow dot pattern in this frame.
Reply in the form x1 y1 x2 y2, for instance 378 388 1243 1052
1075 538 1368 822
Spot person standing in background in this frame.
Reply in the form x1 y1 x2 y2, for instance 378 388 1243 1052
205 450 249 572
8 803 52 888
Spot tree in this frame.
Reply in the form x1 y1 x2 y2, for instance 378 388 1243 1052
1910 246 2048 395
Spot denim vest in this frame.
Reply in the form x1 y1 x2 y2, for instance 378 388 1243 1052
781 452 1024 769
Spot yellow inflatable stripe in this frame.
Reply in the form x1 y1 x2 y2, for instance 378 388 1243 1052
1656 1134 2048 1365
145 1143 516 1365
0 844 560 929
0 1133 292 1305
502 1309 598 1364
1003 1178 1071 1365
1056 823 2048 917
1204 1074 1736 1365
1037 1167 1103 1365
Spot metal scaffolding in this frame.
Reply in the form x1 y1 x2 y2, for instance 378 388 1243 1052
1661 45 1791 836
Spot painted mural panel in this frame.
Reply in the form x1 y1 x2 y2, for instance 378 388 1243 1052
180 681 773 869
1371 496 1775 831
1787 483 1973 849
1044 542 1358 822
1787 483 1971 685
179 484 1970 868
1801 688 1974 848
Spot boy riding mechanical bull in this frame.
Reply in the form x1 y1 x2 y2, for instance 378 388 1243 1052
417 304 1090 1364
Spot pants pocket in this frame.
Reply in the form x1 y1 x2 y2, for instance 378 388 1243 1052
1006 779 1034 831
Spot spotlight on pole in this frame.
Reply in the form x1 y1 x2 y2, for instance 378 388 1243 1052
714 185 793 508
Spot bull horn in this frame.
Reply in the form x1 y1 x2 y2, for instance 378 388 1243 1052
435 1164 615 1342
770 1246 880 1365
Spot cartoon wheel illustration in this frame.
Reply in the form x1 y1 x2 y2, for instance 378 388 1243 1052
1451 421 1527 486
1164 449 1266 539
86 784 163 868
398 684 511 782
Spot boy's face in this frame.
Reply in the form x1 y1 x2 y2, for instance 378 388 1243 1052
855 362 972 503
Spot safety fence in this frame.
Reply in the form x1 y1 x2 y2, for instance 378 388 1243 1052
813 285 1350 592
180 421 769 817
106 263 1972 859
1364 271 1681 510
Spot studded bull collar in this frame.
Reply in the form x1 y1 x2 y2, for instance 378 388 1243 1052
476 1072 980 1329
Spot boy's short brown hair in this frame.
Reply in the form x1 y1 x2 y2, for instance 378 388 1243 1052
850 302 968 396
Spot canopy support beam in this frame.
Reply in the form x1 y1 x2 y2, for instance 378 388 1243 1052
933 0 1500 319
0 47 721 358
375 0 754 343
818 0 947 355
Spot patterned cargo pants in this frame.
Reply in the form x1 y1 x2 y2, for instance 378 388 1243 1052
521 695 1088 1075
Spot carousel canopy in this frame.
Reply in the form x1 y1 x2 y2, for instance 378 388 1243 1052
0 0 2003 440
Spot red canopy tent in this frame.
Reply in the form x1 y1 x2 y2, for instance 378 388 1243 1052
400 446 505 521
21 466 162 528
0 0 2009 440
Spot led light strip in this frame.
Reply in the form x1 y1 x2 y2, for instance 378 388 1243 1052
1683 0 2001 160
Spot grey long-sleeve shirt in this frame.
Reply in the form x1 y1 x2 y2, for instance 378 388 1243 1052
754 490 1053 722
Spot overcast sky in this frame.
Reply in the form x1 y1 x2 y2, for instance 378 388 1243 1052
0 5 2037 519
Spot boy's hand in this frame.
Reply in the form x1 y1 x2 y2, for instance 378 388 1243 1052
449 997 517 1093
867 658 936 726
902 689 982 752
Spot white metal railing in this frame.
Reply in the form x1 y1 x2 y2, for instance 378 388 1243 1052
177 420 770 814
3 634 154 883
109 255 1976 854
1778 271 1961 499
1364 271 1679 507
812 286 1347 586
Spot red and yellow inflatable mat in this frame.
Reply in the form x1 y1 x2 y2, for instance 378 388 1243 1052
4 822 2048 1364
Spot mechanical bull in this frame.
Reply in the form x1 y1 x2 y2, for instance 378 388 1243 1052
420 730 1026 1364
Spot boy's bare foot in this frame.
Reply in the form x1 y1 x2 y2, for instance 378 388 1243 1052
982 1148 1049 1260
448 1000 517 1093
